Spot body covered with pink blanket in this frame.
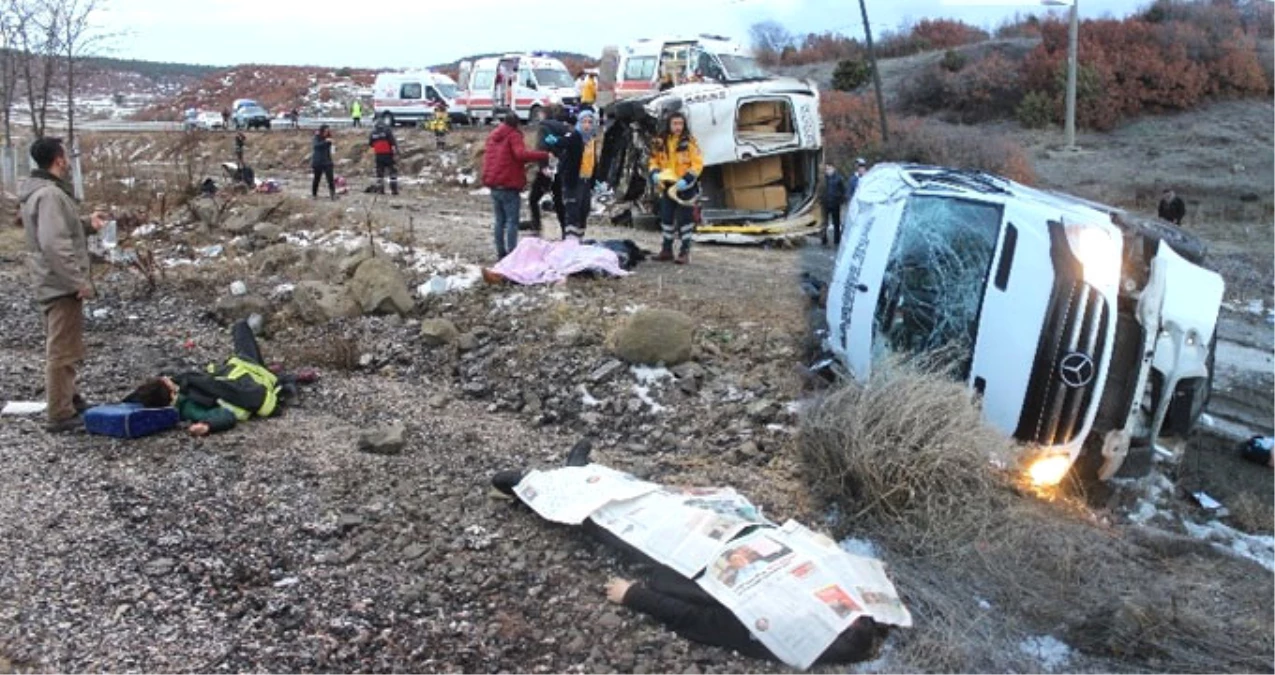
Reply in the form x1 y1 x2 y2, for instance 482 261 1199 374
491 238 630 285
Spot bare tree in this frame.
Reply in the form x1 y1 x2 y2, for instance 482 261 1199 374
11 0 61 139
0 0 35 149
749 20 793 66
57 0 110 146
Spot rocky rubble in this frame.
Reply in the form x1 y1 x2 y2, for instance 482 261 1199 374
0 204 811 672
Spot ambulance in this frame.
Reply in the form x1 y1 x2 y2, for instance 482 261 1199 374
371 71 465 127
603 34 766 106
457 53 579 124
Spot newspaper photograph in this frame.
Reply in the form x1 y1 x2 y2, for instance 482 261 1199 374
778 520 913 628
591 486 769 577
695 527 881 669
511 464 659 524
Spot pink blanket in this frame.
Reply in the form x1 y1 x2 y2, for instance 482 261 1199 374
492 237 630 285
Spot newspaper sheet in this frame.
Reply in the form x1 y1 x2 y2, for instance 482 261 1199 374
592 486 770 577
696 521 909 669
778 520 912 628
512 464 659 524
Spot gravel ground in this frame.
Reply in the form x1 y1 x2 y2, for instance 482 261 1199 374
0 185 833 672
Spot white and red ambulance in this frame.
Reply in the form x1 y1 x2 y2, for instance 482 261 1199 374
457 53 579 124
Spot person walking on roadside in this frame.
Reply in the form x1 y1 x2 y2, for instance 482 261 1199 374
648 111 703 264
351 99 363 128
19 137 108 433
368 120 399 195
821 163 849 247
482 112 550 259
221 107 231 129
311 124 336 200
849 157 868 197
1158 188 1185 225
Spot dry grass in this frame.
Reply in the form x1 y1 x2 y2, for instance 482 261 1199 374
1228 492 1275 535
276 334 361 372
798 361 1274 673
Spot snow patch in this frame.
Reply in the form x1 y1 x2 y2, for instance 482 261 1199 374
838 537 880 559
1018 635 1072 672
631 366 673 386
632 385 666 413
578 385 602 407
1180 517 1275 571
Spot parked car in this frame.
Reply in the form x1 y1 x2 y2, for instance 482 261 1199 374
823 164 1223 485
233 105 271 130
195 111 224 130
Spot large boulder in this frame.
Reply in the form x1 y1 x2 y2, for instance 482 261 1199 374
222 206 272 235
350 257 413 315
611 309 695 366
293 281 360 323
419 318 459 347
298 248 342 283
340 242 395 278
358 422 406 455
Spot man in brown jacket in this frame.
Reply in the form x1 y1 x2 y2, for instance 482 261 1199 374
20 137 106 432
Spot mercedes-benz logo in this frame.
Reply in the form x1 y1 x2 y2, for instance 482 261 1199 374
1059 351 1096 388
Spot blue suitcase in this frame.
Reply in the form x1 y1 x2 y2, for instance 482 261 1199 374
83 403 180 439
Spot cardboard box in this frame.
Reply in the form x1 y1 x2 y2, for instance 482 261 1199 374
738 100 784 125
722 155 784 189
738 120 782 133
727 185 788 211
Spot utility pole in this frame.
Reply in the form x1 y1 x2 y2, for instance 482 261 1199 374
1064 0 1079 150
858 0 888 142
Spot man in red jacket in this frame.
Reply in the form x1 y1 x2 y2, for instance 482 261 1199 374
482 112 549 258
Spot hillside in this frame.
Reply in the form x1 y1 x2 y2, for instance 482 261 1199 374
131 65 379 121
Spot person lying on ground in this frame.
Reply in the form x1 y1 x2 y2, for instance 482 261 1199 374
489 443 888 666
123 320 291 437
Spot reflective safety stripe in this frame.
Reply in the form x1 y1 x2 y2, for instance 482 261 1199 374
206 357 280 418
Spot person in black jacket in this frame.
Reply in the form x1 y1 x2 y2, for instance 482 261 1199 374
821 163 849 247
369 121 399 195
544 110 598 240
310 125 336 200
489 446 887 667
526 113 571 235
1158 188 1185 225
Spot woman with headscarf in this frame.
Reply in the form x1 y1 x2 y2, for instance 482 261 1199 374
542 109 599 240
648 111 703 264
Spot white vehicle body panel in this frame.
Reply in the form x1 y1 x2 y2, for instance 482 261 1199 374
373 71 464 122
826 164 1213 471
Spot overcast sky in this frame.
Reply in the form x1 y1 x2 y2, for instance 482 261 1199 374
99 0 1153 69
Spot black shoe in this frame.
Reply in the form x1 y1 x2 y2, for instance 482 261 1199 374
491 470 525 496
45 414 84 434
565 439 593 467
72 394 90 414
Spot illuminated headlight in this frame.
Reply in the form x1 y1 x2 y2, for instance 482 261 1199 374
1064 224 1121 290
1026 454 1072 486
548 94 561 104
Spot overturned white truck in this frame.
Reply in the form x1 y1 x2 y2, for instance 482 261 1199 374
595 76 824 243
825 165 1224 484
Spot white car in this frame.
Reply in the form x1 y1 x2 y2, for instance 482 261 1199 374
824 164 1223 485
194 111 224 129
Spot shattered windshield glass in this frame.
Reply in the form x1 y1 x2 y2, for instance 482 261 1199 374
873 195 1003 377
717 55 767 79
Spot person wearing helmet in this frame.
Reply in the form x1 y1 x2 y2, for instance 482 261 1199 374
648 112 703 264
368 120 399 195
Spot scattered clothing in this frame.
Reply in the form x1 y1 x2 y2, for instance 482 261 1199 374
490 237 629 285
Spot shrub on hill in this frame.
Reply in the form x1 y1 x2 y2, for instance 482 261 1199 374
831 58 872 91
899 52 1023 124
819 91 1037 184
